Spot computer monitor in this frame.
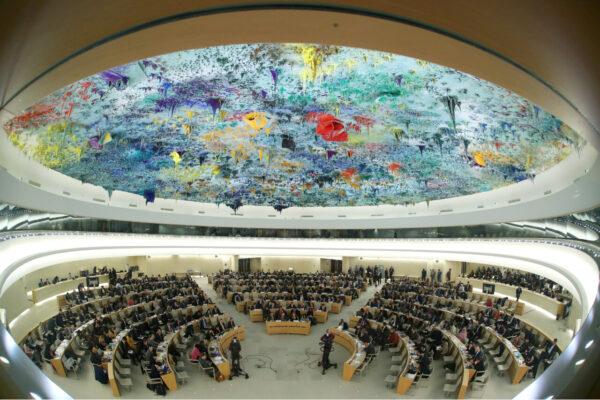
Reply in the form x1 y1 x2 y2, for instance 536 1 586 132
86 276 100 287
482 283 496 294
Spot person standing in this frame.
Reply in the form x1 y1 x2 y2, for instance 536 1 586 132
229 336 248 379
90 346 108 384
516 286 523 302
437 269 442 283
446 268 452 282
319 330 338 374
421 268 427 281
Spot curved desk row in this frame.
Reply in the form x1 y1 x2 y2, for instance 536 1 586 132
331 329 366 381
379 297 533 384
394 334 417 395
443 329 474 399
46 284 197 345
427 295 562 352
51 318 95 377
211 326 246 379
107 304 219 395
247 307 328 323
266 320 311 335
457 277 566 318
51 296 211 379
465 292 524 315
31 272 126 304
229 293 345 314
482 326 528 384
347 315 418 393
105 329 131 397
350 308 472 398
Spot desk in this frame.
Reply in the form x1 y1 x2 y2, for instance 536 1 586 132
443 330 472 399
484 327 528 384
315 310 328 324
394 334 417 394
330 302 342 314
332 329 365 381
344 295 352 306
52 319 95 377
32 272 126 304
156 331 179 392
105 329 130 397
210 326 246 380
348 314 415 393
467 292 524 315
266 321 311 335
249 309 264 322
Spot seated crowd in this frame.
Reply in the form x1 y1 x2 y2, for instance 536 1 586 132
213 270 366 324
21 273 232 395
63 271 186 306
361 278 561 379
36 266 126 288
122 304 235 395
466 266 567 299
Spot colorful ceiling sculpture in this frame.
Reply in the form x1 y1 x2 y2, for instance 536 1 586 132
4 43 583 211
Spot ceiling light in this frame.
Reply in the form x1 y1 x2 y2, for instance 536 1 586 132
575 359 585 366
585 340 594 349
0 356 9 364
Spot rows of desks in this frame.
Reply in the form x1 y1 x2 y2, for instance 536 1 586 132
427 294 561 353
347 315 417 393
483 327 529 384
247 308 328 324
457 277 566 318
228 292 345 314
50 296 211 379
350 309 474 398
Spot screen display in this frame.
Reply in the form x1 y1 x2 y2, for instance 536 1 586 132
482 283 496 294
86 276 100 287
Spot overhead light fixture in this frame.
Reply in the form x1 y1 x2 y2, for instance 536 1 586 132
0 356 9 364
585 340 594 349
575 359 585 366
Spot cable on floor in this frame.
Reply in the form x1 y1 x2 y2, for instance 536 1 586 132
242 354 278 374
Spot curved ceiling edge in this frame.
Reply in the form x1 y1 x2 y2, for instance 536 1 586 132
1 8 598 228
0 153 598 229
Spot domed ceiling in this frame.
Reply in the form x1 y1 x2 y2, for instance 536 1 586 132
4 43 584 212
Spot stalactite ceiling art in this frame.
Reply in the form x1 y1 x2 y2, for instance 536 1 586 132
4 43 584 211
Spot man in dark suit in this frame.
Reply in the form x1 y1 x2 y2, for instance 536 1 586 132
229 337 248 379
319 330 338 375
516 286 523 302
